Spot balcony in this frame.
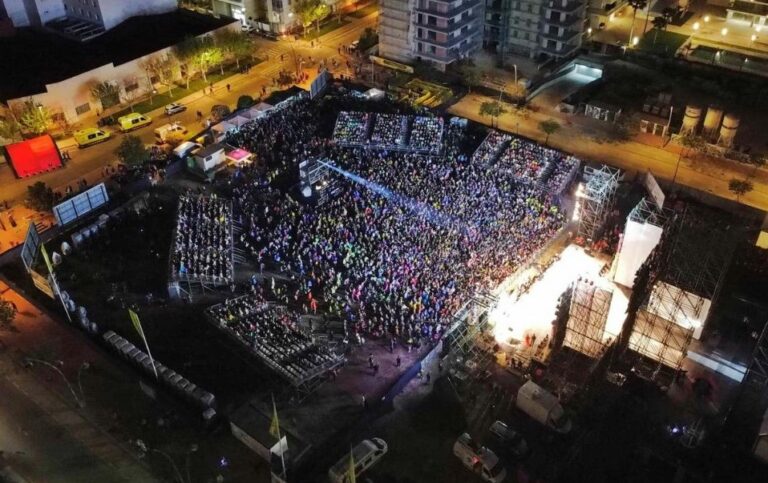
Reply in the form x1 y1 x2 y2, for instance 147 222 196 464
414 13 478 33
416 26 481 49
415 0 482 18
544 14 581 28
540 40 580 57
540 28 580 42
546 0 585 13
416 39 481 63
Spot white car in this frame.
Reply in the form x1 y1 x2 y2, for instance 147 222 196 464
453 433 507 483
164 103 187 116
328 438 387 483
241 23 255 34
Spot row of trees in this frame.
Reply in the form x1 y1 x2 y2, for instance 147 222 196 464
0 100 54 138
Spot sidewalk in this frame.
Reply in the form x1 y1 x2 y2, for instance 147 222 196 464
449 93 768 213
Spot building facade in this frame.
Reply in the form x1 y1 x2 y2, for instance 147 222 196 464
485 0 587 62
380 0 484 70
0 0 176 29
726 0 768 27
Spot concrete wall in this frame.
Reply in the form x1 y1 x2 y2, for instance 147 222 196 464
7 20 239 124
98 0 176 30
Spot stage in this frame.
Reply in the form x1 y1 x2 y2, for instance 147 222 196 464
489 244 629 362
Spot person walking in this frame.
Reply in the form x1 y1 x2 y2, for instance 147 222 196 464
396 356 401 367
226 83 231 92
361 394 367 409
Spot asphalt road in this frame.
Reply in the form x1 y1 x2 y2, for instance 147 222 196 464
0 11 378 205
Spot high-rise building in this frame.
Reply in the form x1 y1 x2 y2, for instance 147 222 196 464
485 0 587 62
379 0 485 70
380 0 588 67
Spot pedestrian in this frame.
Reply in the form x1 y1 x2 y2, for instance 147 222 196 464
373 364 379 376
438 361 443 372
426 373 431 384
396 356 401 367
361 394 367 409
226 83 231 92
368 353 374 368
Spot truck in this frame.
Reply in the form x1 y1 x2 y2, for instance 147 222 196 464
516 381 572 434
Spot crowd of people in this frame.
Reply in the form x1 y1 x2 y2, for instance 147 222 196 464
206 294 340 384
408 116 444 154
214 91 577 350
471 131 512 165
170 193 234 285
370 113 407 148
498 138 553 183
332 111 372 146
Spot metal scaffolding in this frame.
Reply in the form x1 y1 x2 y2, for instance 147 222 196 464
577 165 621 242
625 204 735 385
563 279 612 358
746 320 768 392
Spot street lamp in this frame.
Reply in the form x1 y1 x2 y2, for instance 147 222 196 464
720 27 728 37
704 15 710 23
691 22 700 46
24 358 87 408
632 36 639 47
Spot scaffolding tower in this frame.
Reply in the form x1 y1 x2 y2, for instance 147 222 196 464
745 320 768 392
577 165 621 242
563 279 613 358
625 204 736 385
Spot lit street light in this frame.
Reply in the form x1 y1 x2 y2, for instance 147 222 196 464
720 27 728 37
632 36 639 47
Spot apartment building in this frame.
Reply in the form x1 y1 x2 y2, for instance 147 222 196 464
379 0 484 70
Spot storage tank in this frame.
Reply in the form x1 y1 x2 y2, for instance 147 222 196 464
702 106 724 140
718 113 740 147
680 105 701 135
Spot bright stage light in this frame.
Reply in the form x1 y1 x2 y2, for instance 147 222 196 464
572 200 581 221
574 182 586 198
489 245 627 352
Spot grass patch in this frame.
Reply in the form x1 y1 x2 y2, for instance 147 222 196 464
639 30 688 56
350 1 379 18
111 62 259 118
303 18 350 41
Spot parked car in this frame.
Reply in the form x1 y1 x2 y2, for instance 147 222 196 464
453 433 507 483
241 23 255 34
488 421 529 458
74 127 111 148
117 113 152 132
164 103 187 116
328 438 387 483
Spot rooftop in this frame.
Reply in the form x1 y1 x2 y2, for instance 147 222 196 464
0 10 234 102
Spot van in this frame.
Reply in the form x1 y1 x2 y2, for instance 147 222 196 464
74 127 111 147
453 433 507 483
328 438 387 483
154 122 188 143
173 141 202 160
118 113 152 132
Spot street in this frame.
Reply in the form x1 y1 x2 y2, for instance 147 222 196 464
0 11 378 205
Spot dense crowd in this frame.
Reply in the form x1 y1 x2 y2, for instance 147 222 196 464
370 113 406 147
332 111 371 145
222 93 573 344
171 194 233 284
498 138 553 183
206 294 340 383
472 131 512 165
409 116 444 154
544 155 580 194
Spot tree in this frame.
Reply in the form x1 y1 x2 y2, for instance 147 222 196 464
651 16 668 46
627 0 648 47
16 99 52 136
0 298 17 330
748 154 766 179
539 119 561 145
458 62 480 92
237 95 255 109
89 81 121 110
215 29 253 70
27 181 56 211
173 36 203 89
211 104 231 123
479 101 507 127
0 116 21 141
728 178 753 201
141 55 178 97
193 38 224 80
678 133 707 159
115 135 148 167
293 0 331 36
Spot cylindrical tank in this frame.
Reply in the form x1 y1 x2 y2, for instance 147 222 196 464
718 113 740 147
681 105 701 134
702 106 724 139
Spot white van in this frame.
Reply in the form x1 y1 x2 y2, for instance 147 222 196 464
453 433 507 483
328 438 387 483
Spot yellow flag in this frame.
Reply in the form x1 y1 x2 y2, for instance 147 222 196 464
349 446 356 483
269 396 280 438
129 309 146 342
40 243 53 273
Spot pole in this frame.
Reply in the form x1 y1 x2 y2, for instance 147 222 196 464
77 362 89 406
151 449 185 483
672 149 684 185
273 394 287 481
26 358 84 408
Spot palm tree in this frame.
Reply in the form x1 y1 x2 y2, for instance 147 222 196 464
651 16 668 46
627 0 648 47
